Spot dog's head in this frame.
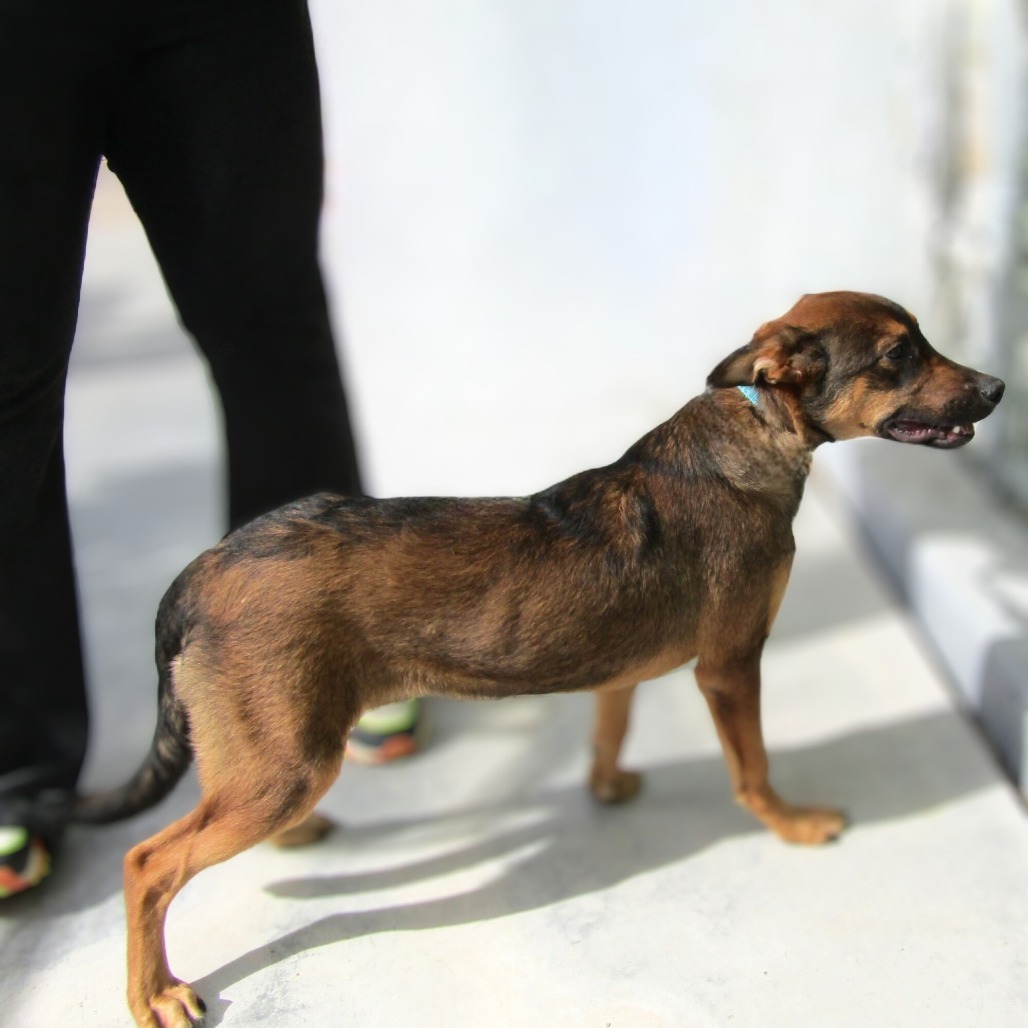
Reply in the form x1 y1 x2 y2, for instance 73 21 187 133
708 291 1004 447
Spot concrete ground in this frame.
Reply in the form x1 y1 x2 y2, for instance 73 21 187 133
4 3 1028 1024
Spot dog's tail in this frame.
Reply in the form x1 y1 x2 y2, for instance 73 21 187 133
69 671 193 825
64 577 196 826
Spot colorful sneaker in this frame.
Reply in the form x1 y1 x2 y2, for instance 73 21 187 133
0 825 51 898
345 699 423 764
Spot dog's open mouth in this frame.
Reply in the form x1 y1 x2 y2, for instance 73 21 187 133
882 418 975 448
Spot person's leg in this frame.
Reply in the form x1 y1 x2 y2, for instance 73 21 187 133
105 0 363 529
105 0 419 768
0 7 127 894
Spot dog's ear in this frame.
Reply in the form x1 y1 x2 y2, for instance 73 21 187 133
707 322 826 389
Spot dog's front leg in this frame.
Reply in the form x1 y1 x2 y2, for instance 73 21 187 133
589 684 642 803
695 657 845 844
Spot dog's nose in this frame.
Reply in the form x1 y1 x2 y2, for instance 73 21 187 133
979 376 1005 405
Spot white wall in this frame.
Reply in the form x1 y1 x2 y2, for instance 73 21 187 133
308 0 952 497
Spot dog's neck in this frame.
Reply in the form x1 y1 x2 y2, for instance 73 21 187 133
736 383 835 450
679 387 817 517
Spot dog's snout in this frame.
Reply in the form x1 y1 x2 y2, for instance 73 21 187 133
978 375 1005 405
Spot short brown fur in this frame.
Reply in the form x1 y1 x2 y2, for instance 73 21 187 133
76 292 1003 1027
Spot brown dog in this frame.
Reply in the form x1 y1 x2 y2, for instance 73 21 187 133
71 291 1003 1027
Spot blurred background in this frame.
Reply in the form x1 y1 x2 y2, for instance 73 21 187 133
67 0 1028 790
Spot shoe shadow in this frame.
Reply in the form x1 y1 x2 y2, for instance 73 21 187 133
191 708 995 1025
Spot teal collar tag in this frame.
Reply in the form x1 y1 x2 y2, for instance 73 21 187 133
738 385 760 406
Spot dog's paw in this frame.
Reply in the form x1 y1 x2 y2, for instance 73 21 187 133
771 806 847 846
135 981 206 1028
589 767 643 805
270 811 336 848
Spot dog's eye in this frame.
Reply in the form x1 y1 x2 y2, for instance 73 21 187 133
883 340 911 362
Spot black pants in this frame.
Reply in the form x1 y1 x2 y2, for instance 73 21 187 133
0 0 362 795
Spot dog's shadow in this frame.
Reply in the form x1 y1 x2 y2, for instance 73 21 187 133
192 708 995 1025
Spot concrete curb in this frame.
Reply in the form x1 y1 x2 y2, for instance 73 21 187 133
824 443 1028 793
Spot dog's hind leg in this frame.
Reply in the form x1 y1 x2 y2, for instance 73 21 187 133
589 684 642 803
123 753 343 1028
695 655 845 845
